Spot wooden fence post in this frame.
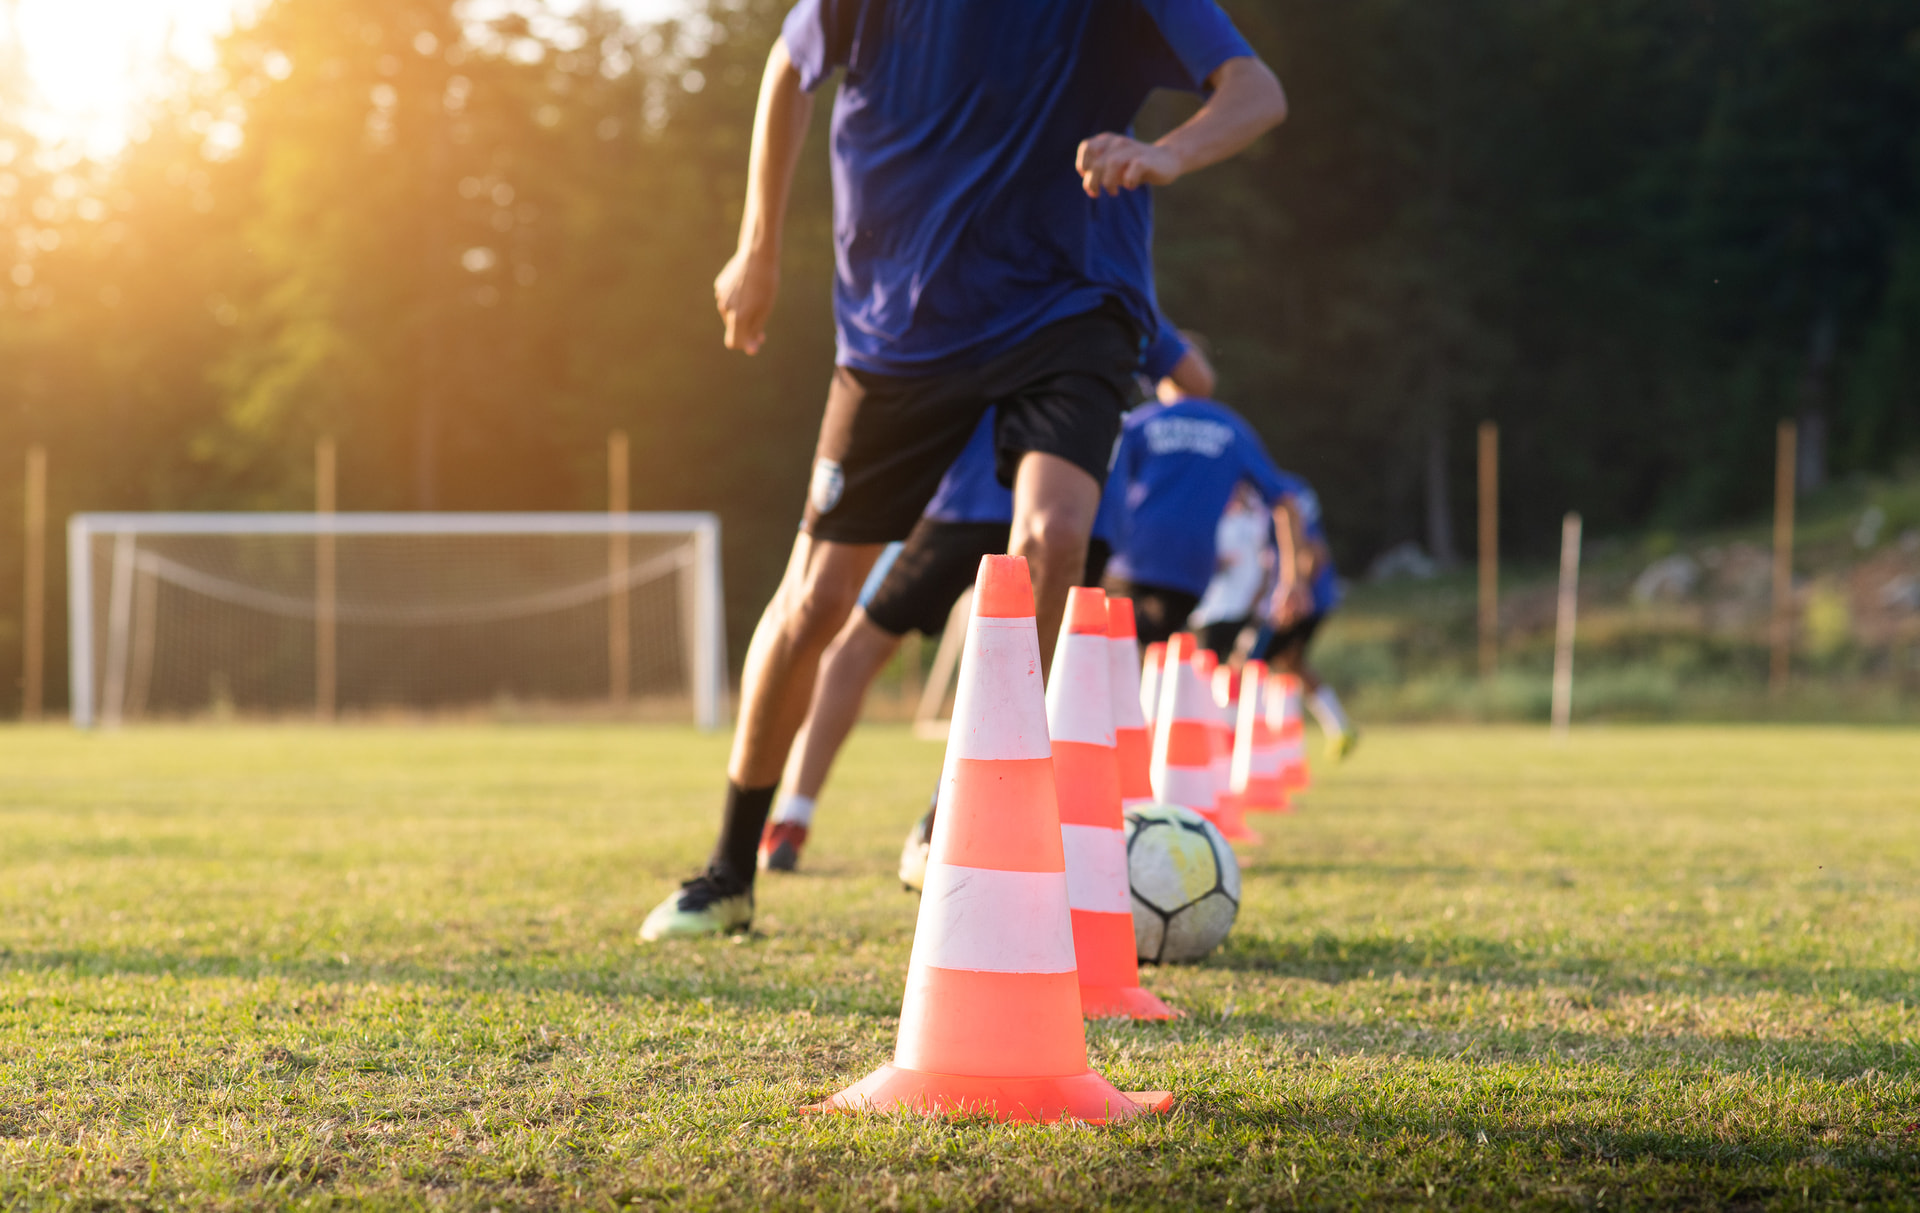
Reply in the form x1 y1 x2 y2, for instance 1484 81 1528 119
1770 420 1797 698
1550 512 1583 740
1477 422 1499 681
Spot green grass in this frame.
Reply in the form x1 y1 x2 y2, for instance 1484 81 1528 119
3 724 1919 1210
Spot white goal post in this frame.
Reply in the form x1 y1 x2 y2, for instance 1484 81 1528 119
67 513 728 729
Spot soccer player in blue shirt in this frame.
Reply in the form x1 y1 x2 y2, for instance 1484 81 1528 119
641 0 1287 939
757 330 1214 876
1256 469 1357 757
1101 345 1356 754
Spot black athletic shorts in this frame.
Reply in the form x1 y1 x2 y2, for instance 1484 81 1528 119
1262 612 1326 658
801 303 1139 544
1100 578 1200 648
865 518 1113 637
1199 618 1251 662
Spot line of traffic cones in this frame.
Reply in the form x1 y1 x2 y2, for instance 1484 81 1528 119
1271 670 1312 793
1149 633 1218 822
1107 600 1156 811
807 558 1173 1124
1204 651 1260 844
1231 659 1291 813
1049 587 1177 1022
1138 640 1165 745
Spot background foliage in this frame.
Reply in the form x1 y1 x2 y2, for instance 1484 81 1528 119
2 0 1918 708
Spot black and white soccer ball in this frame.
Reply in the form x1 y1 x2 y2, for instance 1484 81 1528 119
1123 802 1240 964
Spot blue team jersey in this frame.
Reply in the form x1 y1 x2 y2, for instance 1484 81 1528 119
1140 317 1190 381
783 0 1253 375
922 411 1011 525
1270 469 1342 614
1103 398 1292 598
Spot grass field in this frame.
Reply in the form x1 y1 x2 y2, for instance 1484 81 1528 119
3 724 1919 1210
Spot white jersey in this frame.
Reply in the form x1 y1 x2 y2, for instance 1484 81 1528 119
1189 496 1271 627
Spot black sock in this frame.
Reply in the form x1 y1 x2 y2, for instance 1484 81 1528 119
709 782 776 888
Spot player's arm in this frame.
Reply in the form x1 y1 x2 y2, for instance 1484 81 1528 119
1167 343 1216 399
1266 496 1316 625
1078 56 1287 197
713 38 814 355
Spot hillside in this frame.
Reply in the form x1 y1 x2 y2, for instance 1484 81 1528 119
1324 468 1920 723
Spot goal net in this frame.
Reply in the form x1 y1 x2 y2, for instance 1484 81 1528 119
67 513 727 728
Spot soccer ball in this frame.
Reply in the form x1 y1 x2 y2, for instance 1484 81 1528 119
1123 802 1240 964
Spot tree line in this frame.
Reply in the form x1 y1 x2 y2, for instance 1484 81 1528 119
1 0 1916 708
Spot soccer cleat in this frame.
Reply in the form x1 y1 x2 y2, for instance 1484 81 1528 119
898 803 934 893
758 821 809 873
1327 727 1359 762
638 871 753 941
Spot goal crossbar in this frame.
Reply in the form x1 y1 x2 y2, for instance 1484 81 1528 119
67 512 728 730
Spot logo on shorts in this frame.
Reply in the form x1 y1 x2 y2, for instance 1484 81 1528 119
809 458 845 515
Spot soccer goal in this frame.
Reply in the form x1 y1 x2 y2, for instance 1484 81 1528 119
67 513 727 728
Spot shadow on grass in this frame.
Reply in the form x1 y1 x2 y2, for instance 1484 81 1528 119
1164 1094 1920 1204
1211 930 1920 1005
0 943 902 1021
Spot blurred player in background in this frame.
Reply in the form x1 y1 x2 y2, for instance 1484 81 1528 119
1103 342 1356 755
1102 342 1296 648
642 0 1287 940
1189 479 1272 658
1252 468 1357 758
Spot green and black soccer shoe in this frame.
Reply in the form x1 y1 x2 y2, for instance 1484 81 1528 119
638 871 753 941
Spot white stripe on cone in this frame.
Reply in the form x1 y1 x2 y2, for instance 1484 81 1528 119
1110 638 1148 731
1139 655 1161 729
1160 658 1213 724
1060 825 1131 914
1156 766 1214 809
908 864 1077 975
1268 679 1303 729
947 616 1051 763
1044 633 1116 747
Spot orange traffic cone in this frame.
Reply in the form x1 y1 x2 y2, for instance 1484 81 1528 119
1048 587 1176 1021
1150 634 1217 822
1273 672 1312 793
1138 640 1165 743
1231 659 1290 813
1105 598 1154 810
807 557 1170 1122
1203 651 1259 844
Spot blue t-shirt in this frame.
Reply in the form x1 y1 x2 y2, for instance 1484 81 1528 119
924 408 1116 543
923 411 1011 525
783 0 1254 375
1270 469 1342 614
1103 398 1292 598
1140 317 1190 382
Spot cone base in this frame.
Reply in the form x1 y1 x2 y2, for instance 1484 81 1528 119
1207 795 1262 845
804 1064 1172 1124
1080 983 1181 1021
1209 813 1261 843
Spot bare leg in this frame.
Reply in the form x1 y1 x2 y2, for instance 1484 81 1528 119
1010 451 1101 675
728 534 882 787
781 609 905 800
